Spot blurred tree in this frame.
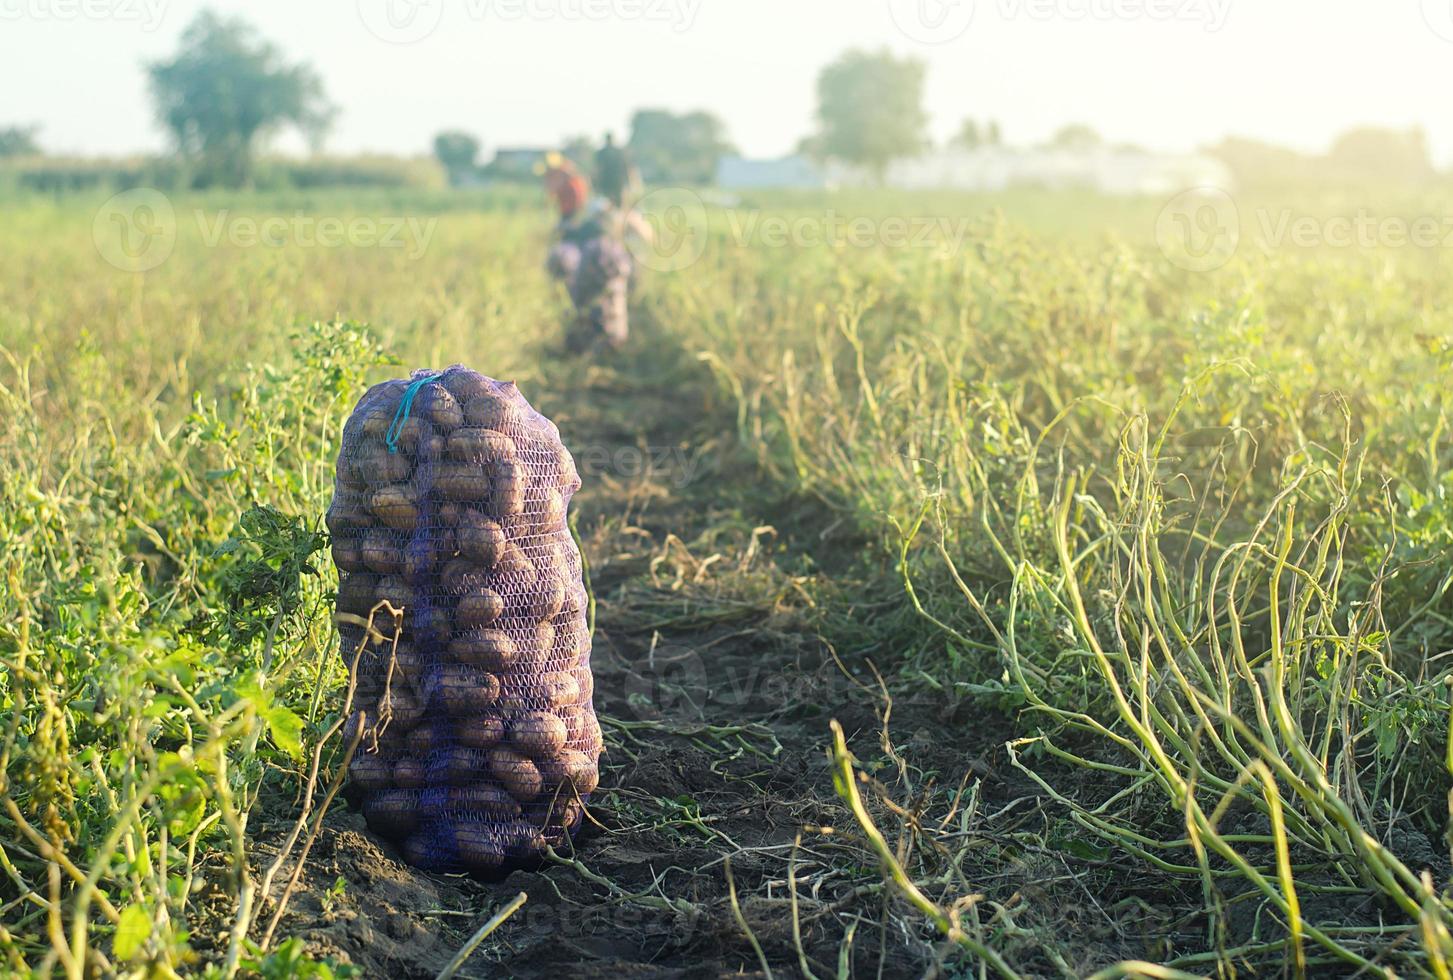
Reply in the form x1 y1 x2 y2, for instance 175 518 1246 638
814 49 927 183
1210 136 1314 190
433 130 481 186
627 109 733 184
149 12 334 188
560 134 596 172
986 120 1002 145
1328 126 1434 183
954 119 982 149
1050 123 1101 150
0 125 40 157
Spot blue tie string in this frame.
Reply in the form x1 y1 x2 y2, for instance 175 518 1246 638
385 372 443 454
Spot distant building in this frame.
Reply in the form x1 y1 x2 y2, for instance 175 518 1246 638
715 154 826 190
484 147 550 182
715 146 1233 195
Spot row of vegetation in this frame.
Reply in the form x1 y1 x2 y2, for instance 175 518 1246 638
653 201 1453 973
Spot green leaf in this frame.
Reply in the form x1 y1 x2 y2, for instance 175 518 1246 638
264 704 305 761
114 903 151 961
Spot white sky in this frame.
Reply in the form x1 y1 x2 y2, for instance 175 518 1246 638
4 0 1453 164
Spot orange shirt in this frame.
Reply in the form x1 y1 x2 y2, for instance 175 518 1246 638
544 168 590 218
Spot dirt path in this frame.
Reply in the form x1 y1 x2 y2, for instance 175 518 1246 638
247 307 1028 979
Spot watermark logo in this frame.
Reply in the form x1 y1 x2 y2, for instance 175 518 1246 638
1421 0 1453 42
93 188 176 272
621 643 710 721
1155 186 1239 272
357 0 444 42
0 0 169 30
887 0 976 43
630 187 710 273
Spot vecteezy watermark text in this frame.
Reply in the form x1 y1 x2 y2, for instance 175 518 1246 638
572 444 706 488
887 0 1229 44
1155 187 1453 273
196 211 437 260
356 0 701 43
629 187 973 273
0 0 167 29
93 189 438 271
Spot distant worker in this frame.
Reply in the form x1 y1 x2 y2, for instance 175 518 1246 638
539 150 589 222
566 207 632 354
594 132 633 208
538 151 590 282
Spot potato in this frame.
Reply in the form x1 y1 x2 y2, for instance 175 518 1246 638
402 540 441 581
388 416 435 456
349 750 393 793
572 666 594 707
368 484 419 531
393 755 427 789
440 746 491 785
547 442 579 488
455 587 505 630
441 370 492 404
402 833 434 869
463 392 522 431
405 603 452 642
451 823 508 873
374 575 410 611
528 487 566 529
540 670 581 706
559 580 587 618
446 783 521 818
456 511 506 567
439 558 488 595
521 572 565 621
552 621 588 662
489 747 543 802
563 708 602 755
552 750 599 795
364 639 421 690
363 788 419 837
360 528 404 574
510 711 568 759
326 491 371 532
516 620 557 669
331 536 367 573
495 678 543 716
504 820 548 861
343 707 379 746
448 427 518 465
455 715 505 750
357 410 392 441
420 382 463 431
378 685 425 731
448 629 516 671
434 462 489 501
429 664 500 716
406 721 440 757
358 441 414 488
336 572 379 615
494 544 537 589
490 460 527 517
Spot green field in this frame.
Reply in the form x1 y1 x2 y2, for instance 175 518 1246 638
5 185 1453 977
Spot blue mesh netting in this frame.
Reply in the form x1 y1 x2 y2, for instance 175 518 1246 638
327 366 599 875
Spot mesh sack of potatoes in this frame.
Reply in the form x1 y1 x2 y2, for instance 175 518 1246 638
327 366 600 874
